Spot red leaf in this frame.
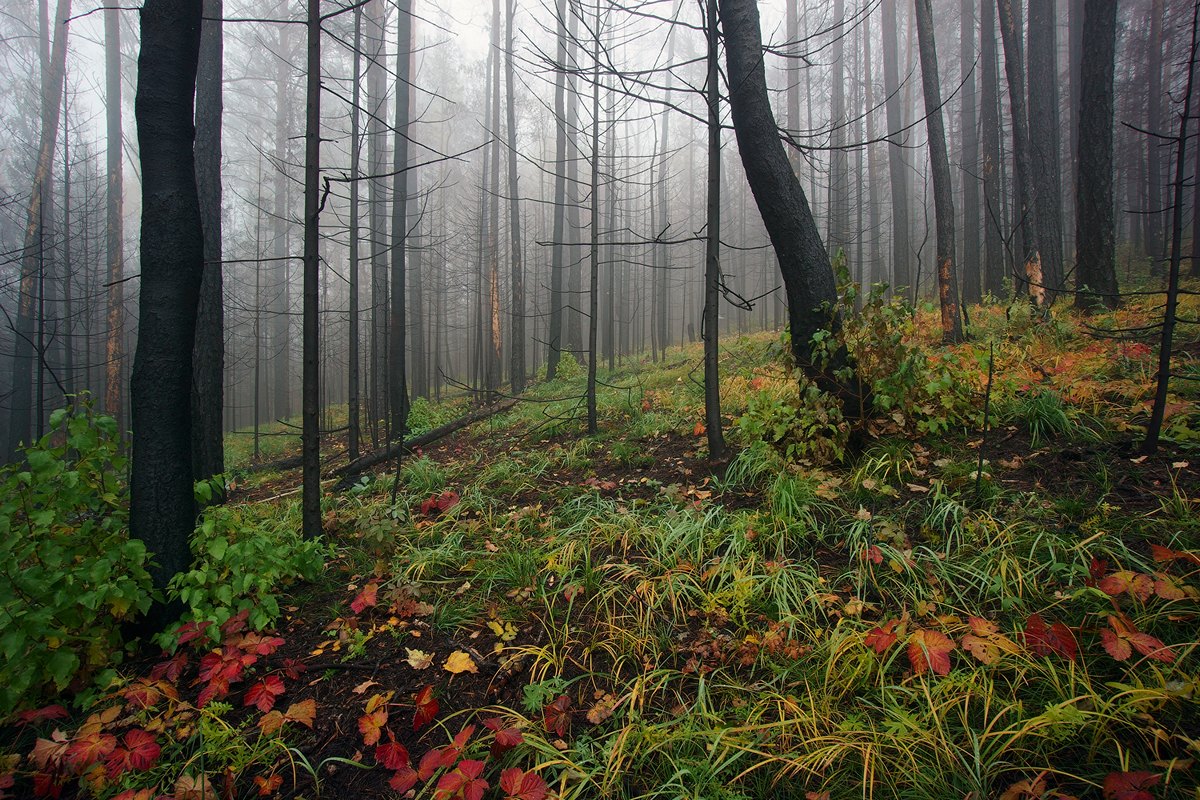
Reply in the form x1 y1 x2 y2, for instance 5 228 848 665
30 733 70 770
435 760 488 800
197 677 231 708
418 747 455 781
484 716 523 758
350 583 379 614
543 694 572 737
16 705 69 726
245 676 286 713
238 632 286 656
389 766 419 793
32 770 64 799
220 609 250 638
254 774 284 796
65 732 117 771
281 658 307 681
174 620 212 647
1101 615 1175 664
1099 571 1155 603
358 710 388 746
1023 614 1078 661
413 684 439 731
375 733 410 770
906 629 956 676
421 491 461 516
150 653 189 683
1102 771 1160 800
500 768 549 800
122 729 161 771
864 545 884 565
865 619 900 654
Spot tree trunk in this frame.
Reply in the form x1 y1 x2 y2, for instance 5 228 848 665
997 0 1045 304
1074 0 1119 309
704 0 727 459
104 4 124 430
1027 0 1064 294
828 0 849 261
192 0 224 487
914 0 963 341
300 0 322 539
979 0 1005 296
5 0 72 460
1143 0 1198 453
864 10 884 289
130 0 204 597
366 0 386 444
1146 0 1165 271
487 0 503 397
564 1 583 360
389 0 413 434
272 21 292 421
506 0 525 394
881 0 912 299
546 0 568 379
586 0 601 435
719 0 865 415
347 4 362 459
960 0 981 304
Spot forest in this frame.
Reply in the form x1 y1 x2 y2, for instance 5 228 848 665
0 0 1199 796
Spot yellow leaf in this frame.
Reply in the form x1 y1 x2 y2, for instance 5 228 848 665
487 620 518 641
443 650 478 674
405 648 434 670
365 691 394 713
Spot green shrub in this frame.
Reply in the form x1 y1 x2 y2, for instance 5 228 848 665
0 404 153 714
735 381 848 464
166 503 328 642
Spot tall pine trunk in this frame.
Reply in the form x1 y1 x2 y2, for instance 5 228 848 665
914 0 963 341
881 0 912 298
103 4 124 431
505 0 525 394
1074 0 1119 308
192 0 224 486
130 0 204 597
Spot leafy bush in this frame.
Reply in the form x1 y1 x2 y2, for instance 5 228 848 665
166 503 328 643
735 380 848 464
0 404 153 714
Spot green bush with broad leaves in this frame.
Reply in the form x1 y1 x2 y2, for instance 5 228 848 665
165 502 328 646
0 403 153 714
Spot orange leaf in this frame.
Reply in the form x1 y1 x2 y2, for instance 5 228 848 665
350 583 379 614
358 710 388 746
254 774 284 797
413 685 439 731
865 619 900 654
906 629 955 676
283 699 316 727
1099 571 1154 602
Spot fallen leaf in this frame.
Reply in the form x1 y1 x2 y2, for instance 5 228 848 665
444 650 478 674
351 679 379 695
907 629 956 676
586 693 617 725
405 648 434 670
413 685 439 731
1102 770 1159 800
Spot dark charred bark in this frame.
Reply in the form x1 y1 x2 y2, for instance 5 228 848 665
192 0 224 488
506 0 525 394
718 0 866 416
704 0 727 459
546 0 568 379
1074 0 1119 310
914 0 963 341
960 0 981 304
881 0 912 298
1028 0 1065 294
389 0 413 436
300 0 321 539
130 0 204 596
980 0 1005 296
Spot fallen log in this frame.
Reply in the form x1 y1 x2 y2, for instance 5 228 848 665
331 398 518 490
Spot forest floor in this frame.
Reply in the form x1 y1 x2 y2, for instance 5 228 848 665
5 290 1200 800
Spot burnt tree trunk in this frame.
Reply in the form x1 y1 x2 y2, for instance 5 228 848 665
546 0 568 379
130 0 204 595
1074 0 1119 309
389 0 413 435
719 0 866 416
960 0 981 303
104 3 124 429
192 0 224 487
914 0 963 341
881 0 912 298
300 0 322 539
704 0 727 458
1028 0 1065 294
506 0 525 394
980 0 1005 296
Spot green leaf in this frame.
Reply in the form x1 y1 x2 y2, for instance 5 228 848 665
47 648 79 690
